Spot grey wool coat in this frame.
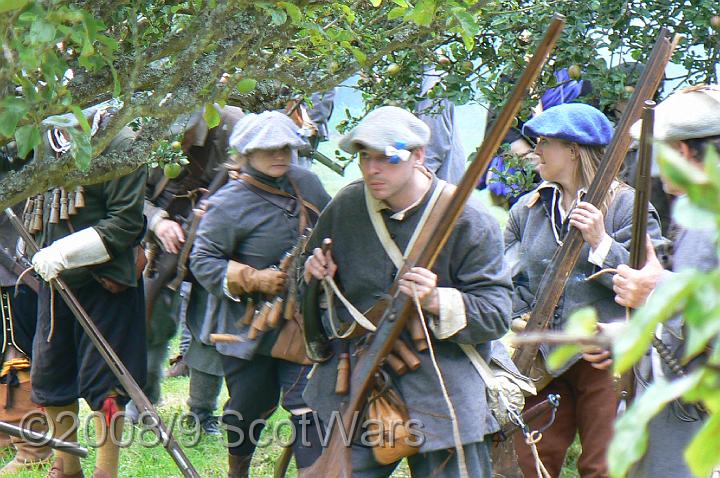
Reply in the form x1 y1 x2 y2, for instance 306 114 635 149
189 165 331 359
301 175 514 453
633 224 718 478
505 183 664 375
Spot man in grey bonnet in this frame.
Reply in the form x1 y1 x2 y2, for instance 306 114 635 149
304 106 514 477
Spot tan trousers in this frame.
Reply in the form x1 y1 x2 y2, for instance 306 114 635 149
514 359 617 478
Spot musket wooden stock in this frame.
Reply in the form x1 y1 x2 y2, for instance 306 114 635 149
513 29 677 378
3 208 200 478
303 15 566 477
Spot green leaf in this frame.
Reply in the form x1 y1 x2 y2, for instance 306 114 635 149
350 47 366 65
657 144 720 213
546 307 598 371
608 372 703 478
203 104 221 129
671 196 718 234
70 106 91 134
0 0 29 14
683 275 720 360
451 8 478 38
0 97 29 137
29 19 57 43
613 271 699 373
236 78 257 94
278 2 302 23
339 4 355 23
704 145 720 191
370 0 382 6
406 0 436 27
67 128 92 171
14 124 41 159
387 6 407 20
269 8 287 25
685 408 720 477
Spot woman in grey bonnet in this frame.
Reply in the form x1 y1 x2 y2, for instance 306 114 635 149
190 111 331 477
505 102 663 477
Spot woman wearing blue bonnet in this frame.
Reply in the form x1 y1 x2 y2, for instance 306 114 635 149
505 102 663 477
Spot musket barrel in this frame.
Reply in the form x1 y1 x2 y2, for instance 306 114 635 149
0 420 89 458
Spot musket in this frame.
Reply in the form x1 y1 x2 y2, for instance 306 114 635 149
4 208 200 478
301 15 566 477
312 149 347 176
0 420 88 458
513 29 678 379
0 247 40 293
617 100 656 407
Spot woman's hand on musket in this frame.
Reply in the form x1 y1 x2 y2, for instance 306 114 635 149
304 246 337 283
399 267 439 315
569 201 608 250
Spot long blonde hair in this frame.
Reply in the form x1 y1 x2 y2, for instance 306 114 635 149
570 143 627 213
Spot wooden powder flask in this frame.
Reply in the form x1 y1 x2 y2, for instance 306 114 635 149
335 348 351 395
248 302 272 340
22 198 34 230
407 313 429 352
67 190 76 215
49 189 61 224
241 298 255 326
74 186 85 208
385 353 408 375
283 291 297 321
266 251 294 329
266 297 284 329
60 188 70 220
31 194 44 233
393 340 421 371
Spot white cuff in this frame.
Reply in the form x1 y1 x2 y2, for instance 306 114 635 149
33 227 110 281
148 209 169 233
222 264 242 302
429 287 467 339
588 233 612 267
